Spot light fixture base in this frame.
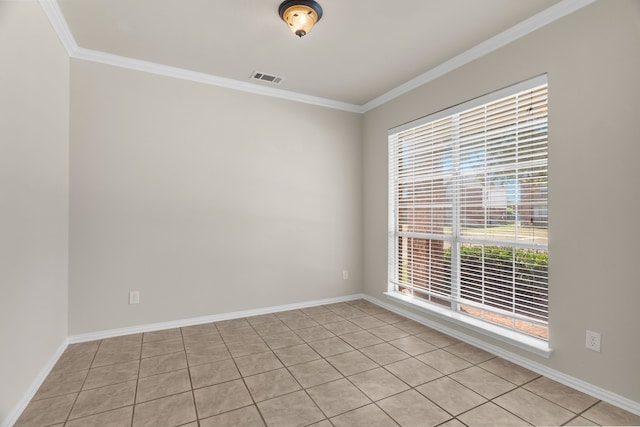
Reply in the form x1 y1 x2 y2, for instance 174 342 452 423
278 0 323 38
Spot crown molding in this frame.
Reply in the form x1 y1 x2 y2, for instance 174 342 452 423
71 47 364 113
39 0 596 114
360 0 598 112
38 0 78 56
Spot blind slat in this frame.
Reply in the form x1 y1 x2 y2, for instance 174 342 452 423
389 79 549 340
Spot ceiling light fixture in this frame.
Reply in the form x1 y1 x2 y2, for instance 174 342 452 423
278 0 323 38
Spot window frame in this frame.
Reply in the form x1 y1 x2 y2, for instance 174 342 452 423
387 75 551 356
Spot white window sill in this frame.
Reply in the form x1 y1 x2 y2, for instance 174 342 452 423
384 290 552 358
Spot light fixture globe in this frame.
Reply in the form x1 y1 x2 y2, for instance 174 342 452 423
278 0 323 38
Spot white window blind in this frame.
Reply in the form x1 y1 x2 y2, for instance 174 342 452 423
388 76 549 340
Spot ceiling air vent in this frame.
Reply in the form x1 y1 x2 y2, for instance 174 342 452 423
251 71 284 85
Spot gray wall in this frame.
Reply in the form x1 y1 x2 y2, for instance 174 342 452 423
69 60 363 334
0 2 70 421
363 0 640 403
3 0 640 419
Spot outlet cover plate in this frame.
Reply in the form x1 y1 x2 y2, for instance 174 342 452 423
129 291 140 305
586 330 601 352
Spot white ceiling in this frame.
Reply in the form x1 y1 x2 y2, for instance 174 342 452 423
47 0 590 111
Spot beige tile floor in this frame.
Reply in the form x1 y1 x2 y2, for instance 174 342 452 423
15 299 640 426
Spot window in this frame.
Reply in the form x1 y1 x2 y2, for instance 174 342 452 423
388 76 549 344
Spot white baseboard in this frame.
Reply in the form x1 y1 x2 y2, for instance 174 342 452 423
68 293 366 343
5 293 364 426
9 291 636 426
1 338 69 427
363 293 640 417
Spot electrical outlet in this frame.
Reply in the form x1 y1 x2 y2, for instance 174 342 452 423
129 291 140 305
586 330 601 352
342 270 349 280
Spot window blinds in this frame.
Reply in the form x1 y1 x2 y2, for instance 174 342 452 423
389 76 549 339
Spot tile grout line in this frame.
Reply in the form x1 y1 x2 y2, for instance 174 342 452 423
267 309 334 424
450 359 535 426
332 301 437 426
436 341 581 426
300 302 416 424
337 321 458 425
131 336 143 427
64 338 103 425
55 339 140 426
569 399 603 425
303 303 371 423
181 326 201 426
20 299 621 426
230 318 278 427
330 305 537 426
272 304 362 423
